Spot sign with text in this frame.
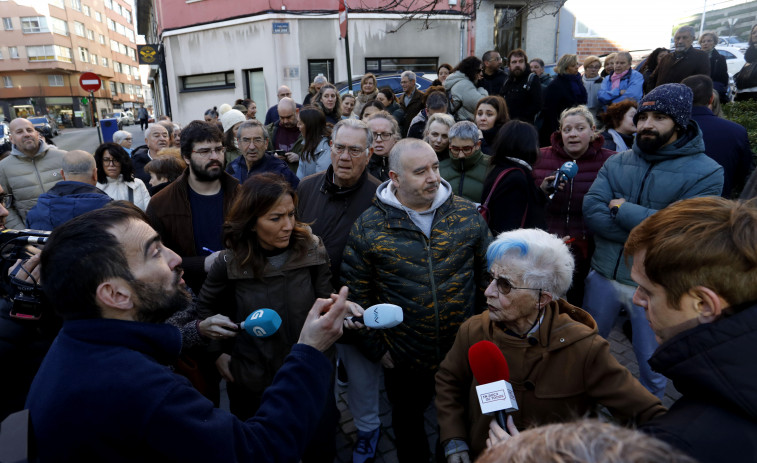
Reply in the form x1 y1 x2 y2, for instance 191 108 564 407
79 72 101 92
272 22 289 34
475 380 518 415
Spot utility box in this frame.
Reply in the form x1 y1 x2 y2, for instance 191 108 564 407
100 118 119 143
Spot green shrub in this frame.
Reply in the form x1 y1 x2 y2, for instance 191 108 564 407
723 100 757 154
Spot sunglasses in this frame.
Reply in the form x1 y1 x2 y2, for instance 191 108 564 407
487 273 542 295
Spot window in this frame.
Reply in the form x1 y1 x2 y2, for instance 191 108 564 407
126 29 135 43
133 68 139 79
124 10 132 24
2 18 12 30
9 47 19 59
101 56 108 66
127 48 135 60
50 17 68 35
78 47 88 62
3 76 12 88
109 81 116 94
55 45 72 62
28 45 56 61
181 71 235 91
114 61 121 72
119 43 126 54
86 29 94 40
126 84 133 94
245 69 267 110
118 82 125 93
49 0 65 7
21 17 49 33
70 0 82 11
364 57 437 74
574 20 599 38
90 53 97 65
99 34 105 44
307 60 334 84
74 21 85 36
95 11 102 22
105 0 113 8
83 5 90 16
107 18 115 31
48 75 64 87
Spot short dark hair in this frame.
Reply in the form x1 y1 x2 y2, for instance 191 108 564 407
94 143 135 183
359 100 385 119
508 48 528 64
491 120 539 166
475 95 510 127
482 50 499 63
179 120 223 161
681 74 714 107
453 56 484 83
298 105 328 162
425 91 448 111
530 58 545 67
144 154 187 182
40 203 147 319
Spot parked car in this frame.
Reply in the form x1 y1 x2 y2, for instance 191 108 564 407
336 72 437 98
110 111 135 129
28 116 59 138
714 45 746 76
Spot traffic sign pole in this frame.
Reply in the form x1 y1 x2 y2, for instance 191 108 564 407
79 72 102 143
91 90 102 144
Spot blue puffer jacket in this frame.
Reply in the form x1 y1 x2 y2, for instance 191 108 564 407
583 121 723 286
598 69 644 106
26 180 112 230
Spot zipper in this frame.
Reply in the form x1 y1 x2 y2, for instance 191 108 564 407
612 162 655 280
32 158 46 193
426 236 441 364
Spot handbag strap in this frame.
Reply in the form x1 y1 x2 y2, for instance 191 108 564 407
482 168 519 209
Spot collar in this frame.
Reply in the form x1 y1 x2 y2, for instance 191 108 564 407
320 165 368 196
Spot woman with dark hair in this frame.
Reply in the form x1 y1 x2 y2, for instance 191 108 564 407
537 54 588 147
195 172 338 461
376 87 400 116
204 107 219 123
480 120 547 235
313 83 342 124
340 94 356 119
601 100 637 152
735 23 757 101
474 95 509 155
434 63 453 86
353 73 378 119
94 142 150 210
640 48 669 92
444 56 489 121
295 105 331 179
144 153 187 196
359 99 385 120
533 105 614 305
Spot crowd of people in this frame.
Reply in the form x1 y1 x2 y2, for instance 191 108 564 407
1 24 756 463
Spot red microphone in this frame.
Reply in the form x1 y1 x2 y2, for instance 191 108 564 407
468 340 518 429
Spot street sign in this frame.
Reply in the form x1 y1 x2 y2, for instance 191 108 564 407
79 72 101 92
81 97 88 104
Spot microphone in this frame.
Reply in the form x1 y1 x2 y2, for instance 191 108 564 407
348 303 403 329
550 161 579 198
468 340 518 429
238 309 282 338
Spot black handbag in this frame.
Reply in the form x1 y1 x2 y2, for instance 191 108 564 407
735 61 757 90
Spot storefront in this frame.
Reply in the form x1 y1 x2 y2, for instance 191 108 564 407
46 97 76 128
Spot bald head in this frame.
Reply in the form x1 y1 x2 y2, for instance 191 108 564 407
9 118 41 156
278 97 297 113
277 85 292 100
277 97 298 128
62 150 97 185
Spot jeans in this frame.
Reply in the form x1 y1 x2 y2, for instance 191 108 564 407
336 343 382 432
583 269 667 398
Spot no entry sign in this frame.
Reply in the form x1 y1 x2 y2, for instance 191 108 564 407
79 72 101 92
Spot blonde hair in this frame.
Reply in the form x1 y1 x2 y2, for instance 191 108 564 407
582 55 601 69
555 54 578 74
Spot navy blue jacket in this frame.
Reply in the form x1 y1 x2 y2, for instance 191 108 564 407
226 152 299 188
25 181 111 230
690 106 752 197
27 318 332 462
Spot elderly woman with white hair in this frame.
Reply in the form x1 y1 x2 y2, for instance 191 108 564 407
112 130 133 156
435 228 666 462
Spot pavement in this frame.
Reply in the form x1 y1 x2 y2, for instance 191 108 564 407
52 123 146 154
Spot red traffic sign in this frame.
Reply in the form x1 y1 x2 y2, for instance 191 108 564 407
79 72 101 92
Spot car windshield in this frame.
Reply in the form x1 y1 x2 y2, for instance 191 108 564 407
28 117 46 124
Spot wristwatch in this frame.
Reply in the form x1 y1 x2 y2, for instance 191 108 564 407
610 203 621 218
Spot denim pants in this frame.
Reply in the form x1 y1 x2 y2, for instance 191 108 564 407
336 343 382 432
583 269 667 398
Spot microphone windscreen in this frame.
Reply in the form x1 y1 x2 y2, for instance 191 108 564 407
468 340 510 384
559 161 579 179
362 303 403 328
240 308 282 338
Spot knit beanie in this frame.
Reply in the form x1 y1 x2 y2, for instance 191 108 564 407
218 103 232 116
220 109 246 133
633 83 693 128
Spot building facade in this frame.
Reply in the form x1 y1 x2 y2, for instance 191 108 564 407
0 0 145 127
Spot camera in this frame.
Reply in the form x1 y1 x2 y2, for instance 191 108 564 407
0 228 50 320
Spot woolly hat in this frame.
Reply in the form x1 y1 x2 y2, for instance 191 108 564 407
633 83 693 128
218 103 232 116
219 109 246 133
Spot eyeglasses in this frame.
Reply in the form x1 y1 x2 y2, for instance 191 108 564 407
240 137 266 145
124 138 133 141
332 143 366 157
372 132 393 141
0 193 13 209
449 145 475 155
192 146 226 157
487 273 542 295
102 158 121 165
489 56 503 62
585 64 601 70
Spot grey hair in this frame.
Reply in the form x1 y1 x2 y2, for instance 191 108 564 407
485 228 575 298
62 150 96 176
700 31 718 43
332 118 373 149
677 25 696 39
313 74 328 84
448 121 479 143
388 138 430 175
112 130 130 144
144 123 167 139
366 110 401 140
423 113 455 138
236 120 269 141
616 51 632 64
401 70 417 82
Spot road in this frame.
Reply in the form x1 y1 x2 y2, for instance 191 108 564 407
53 123 146 154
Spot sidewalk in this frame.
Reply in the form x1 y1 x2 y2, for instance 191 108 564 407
333 316 681 463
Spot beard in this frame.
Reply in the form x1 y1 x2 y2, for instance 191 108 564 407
510 66 525 77
133 269 192 323
636 126 677 153
189 156 224 182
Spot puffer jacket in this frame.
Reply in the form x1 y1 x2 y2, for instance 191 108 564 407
226 152 299 188
640 301 757 463
0 142 65 229
439 150 491 203
25 180 112 230
445 71 488 122
598 69 644 106
533 133 614 253
583 121 723 285
196 236 333 393
436 300 666 458
341 181 492 370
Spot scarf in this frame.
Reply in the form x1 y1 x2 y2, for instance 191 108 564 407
564 73 588 104
611 70 629 90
